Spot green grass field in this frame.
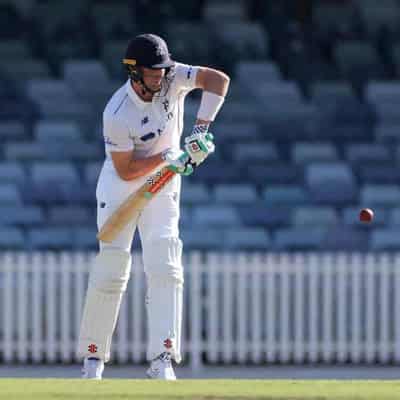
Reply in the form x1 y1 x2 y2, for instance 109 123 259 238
0 380 400 400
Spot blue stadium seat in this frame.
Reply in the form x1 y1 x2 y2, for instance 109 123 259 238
345 143 392 164
0 162 26 184
1 59 50 81
357 164 400 184
73 227 98 250
0 183 21 204
224 228 270 251
0 206 44 227
34 121 83 142
370 229 400 251
232 142 279 164
213 21 268 60
311 82 355 105
48 206 92 226
321 226 370 251
238 205 291 228
213 184 258 204
360 184 400 207
386 208 400 227
192 205 241 228
181 183 211 205
211 122 260 142
292 206 338 227
4 142 47 161
236 61 280 87
292 142 338 164
181 228 223 250
30 162 79 184
247 164 302 185
306 163 358 204
0 227 25 249
0 121 26 140
335 41 385 81
375 124 400 142
28 228 74 250
274 227 326 251
263 185 310 206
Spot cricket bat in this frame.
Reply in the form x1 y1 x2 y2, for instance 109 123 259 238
97 164 175 243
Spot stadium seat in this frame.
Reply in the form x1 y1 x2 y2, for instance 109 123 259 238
213 184 258 204
0 205 44 227
232 142 279 164
345 143 392 164
388 208 400 226
375 124 400 142
274 227 326 251
306 163 358 204
28 228 74 250
34 121 83 142
358 4 400 35
0 183 21 204
48 206 92 226
311 82 355 105
357 164 400 184
293 206 338 227
0 121 26 140
181 183 211 205
334 41 385 81
321 226 370 251
247 164 301 185
370 229 400 250
235 61 280 92
73 227 98 250
213 21 268 60
30 162 79 184
4 142 47 161
263 185 310 206
192 205 241 228
0 40 31 58
0 227 25 249
224 228 270 250
292 142 338 164
203 0 246 21
0 162 26 184
360 184 400 207
0 59 50 81
181 228 224 250
238 205 291 228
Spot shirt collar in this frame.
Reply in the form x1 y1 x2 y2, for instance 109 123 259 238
125 79 150 110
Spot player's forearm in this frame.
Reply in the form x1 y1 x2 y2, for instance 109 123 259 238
119 153 164 181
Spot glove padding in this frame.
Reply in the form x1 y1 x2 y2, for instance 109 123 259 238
184 132 215 167
162 148 194 176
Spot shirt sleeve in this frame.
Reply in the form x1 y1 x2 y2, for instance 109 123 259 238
103 115 134 152
173 62 200 92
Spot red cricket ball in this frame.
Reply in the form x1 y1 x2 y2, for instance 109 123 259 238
359 208 374 223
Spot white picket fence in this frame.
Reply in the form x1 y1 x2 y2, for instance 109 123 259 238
1 251 400 369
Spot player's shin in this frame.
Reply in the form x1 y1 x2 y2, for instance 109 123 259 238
77 248 132 362
143 236 183 363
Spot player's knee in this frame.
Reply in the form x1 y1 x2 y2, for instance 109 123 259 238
89 248 132 293
143 236 184 284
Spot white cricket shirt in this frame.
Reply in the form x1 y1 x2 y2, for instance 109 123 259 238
99 62 199 196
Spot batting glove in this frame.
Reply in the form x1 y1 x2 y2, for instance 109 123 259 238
184 132 215 167
162 148 194 176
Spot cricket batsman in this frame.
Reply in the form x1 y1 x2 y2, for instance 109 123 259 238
77 33 230 379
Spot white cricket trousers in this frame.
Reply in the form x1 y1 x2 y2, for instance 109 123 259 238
78 168 184 363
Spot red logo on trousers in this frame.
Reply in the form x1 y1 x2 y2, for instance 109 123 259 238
164 338 173 349
88 344 98 353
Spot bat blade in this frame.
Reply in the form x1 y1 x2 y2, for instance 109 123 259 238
97 167 175 243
